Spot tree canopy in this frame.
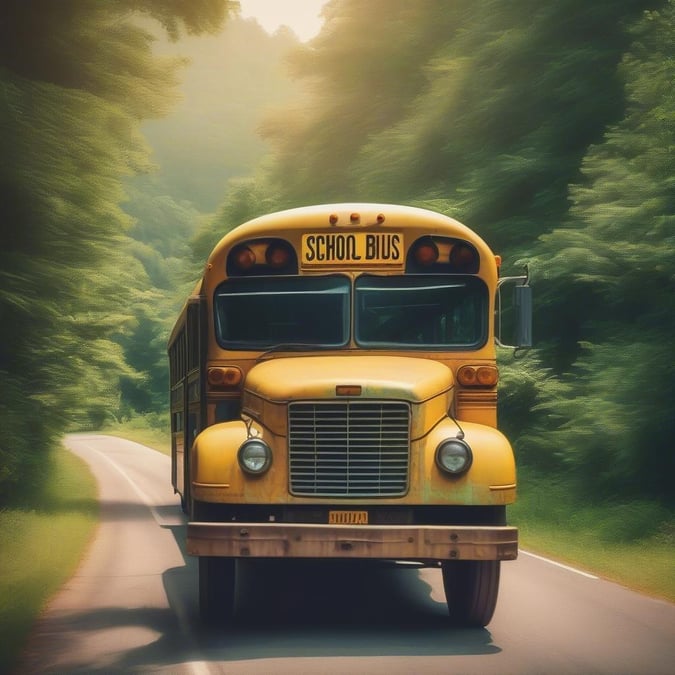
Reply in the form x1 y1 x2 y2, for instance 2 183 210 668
0 0 235 498
1 0 672 509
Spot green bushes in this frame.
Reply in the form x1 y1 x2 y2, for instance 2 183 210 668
0 445 97 672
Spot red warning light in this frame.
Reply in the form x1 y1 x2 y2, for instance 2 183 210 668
233 245 256 270
266 243 291 268
413 240 439 266
450 244 477 269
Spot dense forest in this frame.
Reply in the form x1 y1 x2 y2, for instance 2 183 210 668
1 0 673 514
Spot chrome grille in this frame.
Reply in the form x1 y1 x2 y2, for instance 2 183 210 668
288 401 410 497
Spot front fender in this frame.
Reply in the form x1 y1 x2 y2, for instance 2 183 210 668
420 420 517 504
191 421 249 501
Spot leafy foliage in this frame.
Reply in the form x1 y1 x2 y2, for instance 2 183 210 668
139 17 301 211
114 17 301 416
2 0 672 512
192 177 283 263
262 0 654 251
532 2 675 500
0 0 235 500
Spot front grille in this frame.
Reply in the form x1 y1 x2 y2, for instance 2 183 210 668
288 401 410 497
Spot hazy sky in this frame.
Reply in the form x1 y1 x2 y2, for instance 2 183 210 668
238 0 328 41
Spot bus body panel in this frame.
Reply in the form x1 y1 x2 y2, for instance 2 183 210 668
190 417 515 507
244 355 454 405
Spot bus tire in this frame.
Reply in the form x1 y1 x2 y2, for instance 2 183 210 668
199 556 236 624
441 559 500 628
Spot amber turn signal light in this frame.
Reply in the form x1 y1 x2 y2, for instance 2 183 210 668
336 385 362 396
207 366 243 388
457 365 498 387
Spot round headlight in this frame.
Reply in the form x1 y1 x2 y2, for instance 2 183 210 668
238 438 272 475
435 438 473 475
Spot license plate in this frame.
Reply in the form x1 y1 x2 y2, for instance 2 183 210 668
301 232 403 266
328 510 368 525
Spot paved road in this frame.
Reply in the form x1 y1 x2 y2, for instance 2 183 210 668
18 434 675 674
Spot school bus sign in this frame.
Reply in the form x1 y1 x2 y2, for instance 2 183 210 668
301 232 402 265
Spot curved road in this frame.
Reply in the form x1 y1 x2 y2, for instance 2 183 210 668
18 434 675 674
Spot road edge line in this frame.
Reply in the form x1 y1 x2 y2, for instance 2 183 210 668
520 550 599 579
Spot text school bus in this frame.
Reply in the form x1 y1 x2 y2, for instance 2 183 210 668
168 203 532 626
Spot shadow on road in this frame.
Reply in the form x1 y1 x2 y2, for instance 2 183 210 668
18 606 186 674
199 560 499 660
20 515 500 674
163 524 502 664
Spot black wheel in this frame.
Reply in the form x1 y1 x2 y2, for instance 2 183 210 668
199 556 236 624
441 560 500 627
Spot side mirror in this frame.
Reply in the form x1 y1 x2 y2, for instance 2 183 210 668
513 284 533 347
496 268 532 349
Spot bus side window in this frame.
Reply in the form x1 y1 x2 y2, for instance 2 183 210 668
187 413 198 442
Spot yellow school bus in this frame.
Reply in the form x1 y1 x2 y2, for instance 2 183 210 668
168 203 531 626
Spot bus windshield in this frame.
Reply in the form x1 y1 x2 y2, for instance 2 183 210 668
355 275 487 348
214 274 486 350
214 276 350 348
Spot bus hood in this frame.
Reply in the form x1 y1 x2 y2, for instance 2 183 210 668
243 355 453 404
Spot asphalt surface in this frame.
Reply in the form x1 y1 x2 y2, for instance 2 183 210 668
17 434 675 674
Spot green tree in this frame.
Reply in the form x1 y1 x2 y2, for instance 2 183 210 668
140 16 300 211
0 0 234 499
192 176 281 263
117 16 303 417
533 1 675 500
262 0 656 254
117 189 203 414
260 0 453 205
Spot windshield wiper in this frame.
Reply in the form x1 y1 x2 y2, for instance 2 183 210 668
256 343 337 362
